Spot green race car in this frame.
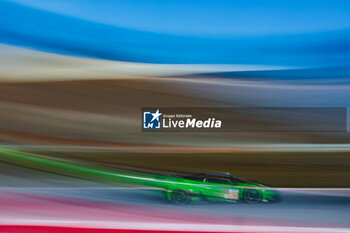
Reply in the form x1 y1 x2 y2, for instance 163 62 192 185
0 148 282 205
159 171 283 204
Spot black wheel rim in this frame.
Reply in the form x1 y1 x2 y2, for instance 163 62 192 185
245 189 261 203
173 190 189 204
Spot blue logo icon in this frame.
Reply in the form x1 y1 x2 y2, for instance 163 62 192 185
143 109 162 129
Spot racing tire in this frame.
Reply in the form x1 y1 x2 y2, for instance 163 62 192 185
243 188 262 204
171 189 191 205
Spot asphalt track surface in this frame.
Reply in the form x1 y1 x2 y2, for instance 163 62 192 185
1 162 349 230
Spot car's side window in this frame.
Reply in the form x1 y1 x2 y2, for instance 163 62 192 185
205 177 231 185
230 178 245 184
229 176 250 184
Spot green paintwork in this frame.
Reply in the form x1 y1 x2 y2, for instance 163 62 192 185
0 147 282 204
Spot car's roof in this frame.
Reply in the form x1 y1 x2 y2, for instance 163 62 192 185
180 171 258 185
182 171 231 179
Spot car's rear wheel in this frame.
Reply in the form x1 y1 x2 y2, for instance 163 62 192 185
171 189 191 205
243 188 262 204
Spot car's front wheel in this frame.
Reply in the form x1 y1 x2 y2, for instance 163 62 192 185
171 189 191 205
243 188 262 204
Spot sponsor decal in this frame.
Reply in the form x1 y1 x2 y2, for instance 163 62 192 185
225 189 239 200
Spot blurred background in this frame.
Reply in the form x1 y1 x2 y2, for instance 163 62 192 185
0 0 350 232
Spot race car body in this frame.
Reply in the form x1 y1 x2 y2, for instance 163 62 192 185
160 172 283 204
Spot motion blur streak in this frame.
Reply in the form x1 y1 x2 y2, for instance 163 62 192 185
1 225 350 233
1 1 350 67
0 0 350 232
0 45 291 81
